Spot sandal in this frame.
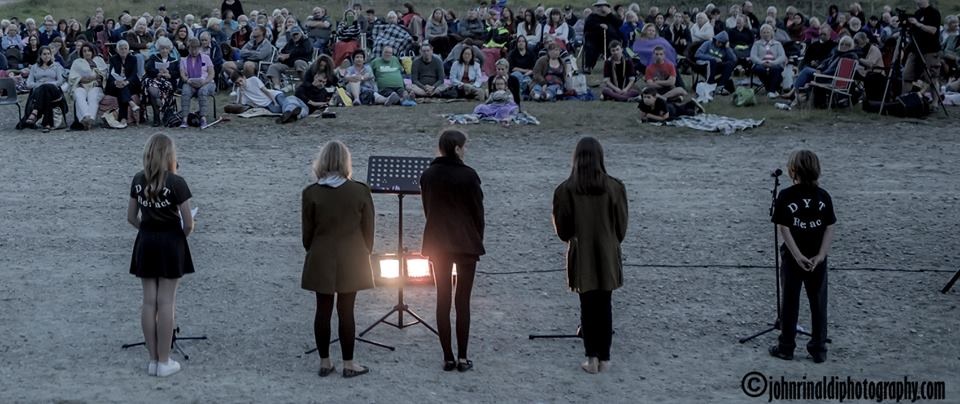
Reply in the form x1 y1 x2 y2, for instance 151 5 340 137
342 366 369 378
24 111 37 126
442 360 457 372
456 359 473 372
318 365 336 377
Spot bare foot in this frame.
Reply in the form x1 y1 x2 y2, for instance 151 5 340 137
581 357 599 374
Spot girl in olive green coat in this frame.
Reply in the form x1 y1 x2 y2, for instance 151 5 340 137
552 136 628 375
301 140 375 378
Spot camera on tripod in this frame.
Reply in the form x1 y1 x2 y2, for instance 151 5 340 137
894 8 911 21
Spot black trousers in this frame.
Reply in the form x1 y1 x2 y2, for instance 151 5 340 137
314 292 357 361
579 289 613 361
778 255 828 355
432 254 477 361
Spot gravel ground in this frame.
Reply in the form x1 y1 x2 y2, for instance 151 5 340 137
0 101 958 403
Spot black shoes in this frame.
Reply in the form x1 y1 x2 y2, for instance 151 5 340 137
342 366 369 378
318 366 336 377
457 359 473 372
808 349 827 364
768 345 794 360
442 361 457 371
278 107 301 124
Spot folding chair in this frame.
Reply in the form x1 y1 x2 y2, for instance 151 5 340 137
809 58 857 110
257 46 279 82
0 77 22 121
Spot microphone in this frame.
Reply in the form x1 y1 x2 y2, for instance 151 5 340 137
770 168 783 178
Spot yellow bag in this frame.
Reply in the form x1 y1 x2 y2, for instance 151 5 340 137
400 56 413 75
337 87 353 107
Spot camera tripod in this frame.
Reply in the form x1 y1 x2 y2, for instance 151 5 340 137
880 22 949 117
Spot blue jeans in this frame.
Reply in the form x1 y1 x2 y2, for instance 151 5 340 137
532 83 563 100
511 71 532 98
794 67 817 91
267 93 303 115
284 96 311 119
181 82 216 118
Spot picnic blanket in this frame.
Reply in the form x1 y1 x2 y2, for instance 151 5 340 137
237 108 329 119
443 111 540 125
371 23 414 57
655 113 764 135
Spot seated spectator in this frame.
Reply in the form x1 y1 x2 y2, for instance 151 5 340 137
143 37 179 127
788 36 858 105
483 14 510 51
223 26 271 79
487 58 522 107
407 44 450 99
343 49 376 105
234 61 302 116
229 24 251 52
363 9 383 40
22 34 40 67
695 31 737 94
126 18 154 76
18 46 66 132
786 13 805 42
371 12 414 57
369 45 408 105
727 16 755 63
644 45 688 100
942 15 960 74
172 26 191 57
449 45 485 100
518 10 543 51
39 19 60 46
804 25 836 68
544 9 570 49
179 38 216 127
865 16 883 44
305 7 333 54
601 40 639 101
445 9 460 36
106 40 142 126
206 18 228 45
802 17 822 42
620 11 643 46
853 32 883 79
425 8 455 58
303 54 336 85
750 24 787 98
460 10 486 42
285 69 337 123
274 16 297 50
690 12 714 45
401 3 425 44
48 36 68 68
474 75 518 123
507 35 537 96
266 25 311 90
637 87 700 122
198 32 225 81
531 42 567 101
444 40 486 74
629 24 677 74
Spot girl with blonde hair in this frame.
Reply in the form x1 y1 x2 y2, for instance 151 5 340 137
127 133 195 377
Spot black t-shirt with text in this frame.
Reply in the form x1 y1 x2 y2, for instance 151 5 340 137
772 184 837 259
130 171 192 225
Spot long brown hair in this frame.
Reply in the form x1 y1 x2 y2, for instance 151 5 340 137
568 137 608 195
142 133 176 201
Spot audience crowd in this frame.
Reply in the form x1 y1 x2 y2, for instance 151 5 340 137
1 0 957 130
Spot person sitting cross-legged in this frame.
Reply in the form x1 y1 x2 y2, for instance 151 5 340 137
407 43 451 99
531 42 568 102
449 46 486 100
644 45 688 101
601 40 639 101
750 24 787 98
370 45 409 106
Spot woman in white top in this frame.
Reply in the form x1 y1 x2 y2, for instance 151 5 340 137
543 8 570 48
691 12 714 43
68 43 107 130
517 10 543 51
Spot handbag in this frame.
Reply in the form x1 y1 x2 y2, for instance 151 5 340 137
52 107 67 129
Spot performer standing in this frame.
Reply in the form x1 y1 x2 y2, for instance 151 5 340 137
420 129 485 372
769 150 836 363
127 133 194 377
552 137 628 374
301 141 375 378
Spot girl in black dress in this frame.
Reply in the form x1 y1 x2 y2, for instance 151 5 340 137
127 133 195 377
420 129 485 372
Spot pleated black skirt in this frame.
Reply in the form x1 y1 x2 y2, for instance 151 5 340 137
130 221 195 279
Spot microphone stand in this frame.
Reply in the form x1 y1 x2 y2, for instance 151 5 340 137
739 169 815 344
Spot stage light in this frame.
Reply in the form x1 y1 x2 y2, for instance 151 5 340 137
379 256 401 279
407 257 432 278
373 254 435 285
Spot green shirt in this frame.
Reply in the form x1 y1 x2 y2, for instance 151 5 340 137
370 57 404 90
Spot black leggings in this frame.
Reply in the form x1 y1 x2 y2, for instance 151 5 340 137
314 292 357 361
579 290 613 361
432 255 477 362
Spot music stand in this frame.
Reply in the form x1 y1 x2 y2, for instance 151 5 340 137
361 157 440 350
122 326 207 360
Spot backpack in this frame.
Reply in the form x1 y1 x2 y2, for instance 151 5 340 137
732 87 756 107
163 110 182 127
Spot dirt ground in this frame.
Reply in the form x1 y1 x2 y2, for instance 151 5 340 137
0 100 958 403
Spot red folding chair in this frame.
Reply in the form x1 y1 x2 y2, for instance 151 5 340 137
809 58 857 110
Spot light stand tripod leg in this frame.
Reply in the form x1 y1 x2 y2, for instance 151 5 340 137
738 325 777 344
942 269 960 294
529 325 583 340
401 307 439 335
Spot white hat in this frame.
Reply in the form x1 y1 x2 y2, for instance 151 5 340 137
593 0 611 7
